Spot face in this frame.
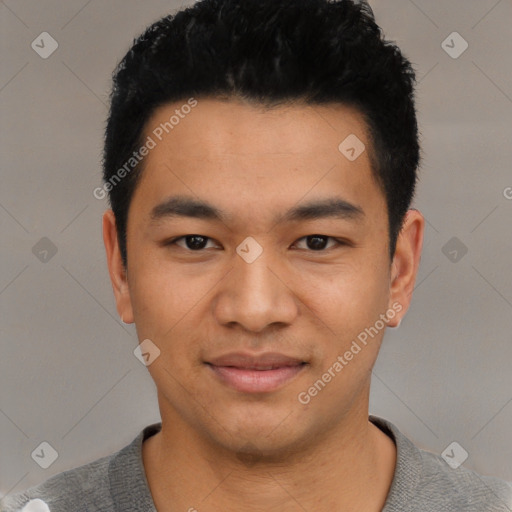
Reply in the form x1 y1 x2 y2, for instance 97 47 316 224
104 98 423 457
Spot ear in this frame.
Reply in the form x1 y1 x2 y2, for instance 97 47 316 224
387 209 424 327
103 209 134 324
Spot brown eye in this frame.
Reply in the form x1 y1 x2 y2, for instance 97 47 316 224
167 235 216 251
293 235 342 251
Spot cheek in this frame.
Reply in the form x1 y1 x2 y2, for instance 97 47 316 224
296 258 390 336
128 260 188 338
128 257 220 364
299 266 390 402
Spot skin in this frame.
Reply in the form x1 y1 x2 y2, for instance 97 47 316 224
103 98 424 511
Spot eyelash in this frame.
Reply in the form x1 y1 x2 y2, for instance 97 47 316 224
164 234 348 252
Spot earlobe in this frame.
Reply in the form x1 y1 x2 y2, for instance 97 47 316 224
387 318 401 330
387 209 424 327
102 209 135 324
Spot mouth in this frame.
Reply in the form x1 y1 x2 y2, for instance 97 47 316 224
205 352 308 393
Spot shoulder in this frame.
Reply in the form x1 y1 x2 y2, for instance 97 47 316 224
1 423 160 512
370 415 512 512
417 448 512 511
0 452 114 512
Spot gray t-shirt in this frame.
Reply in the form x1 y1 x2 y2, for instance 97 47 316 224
2 415 511 511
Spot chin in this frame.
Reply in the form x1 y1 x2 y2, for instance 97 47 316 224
206 406 309 456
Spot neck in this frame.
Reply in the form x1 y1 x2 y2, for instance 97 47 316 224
142 394 396 512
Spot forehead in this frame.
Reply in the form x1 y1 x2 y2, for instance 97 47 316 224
144 98 371 159
130 98 384 227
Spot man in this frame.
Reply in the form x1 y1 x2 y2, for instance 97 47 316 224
2 0 511 511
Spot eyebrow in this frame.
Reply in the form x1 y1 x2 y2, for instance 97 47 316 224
150 195 364 225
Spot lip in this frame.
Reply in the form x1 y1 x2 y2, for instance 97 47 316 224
205 352 307 393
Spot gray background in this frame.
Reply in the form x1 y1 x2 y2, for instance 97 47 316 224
1 0 511 497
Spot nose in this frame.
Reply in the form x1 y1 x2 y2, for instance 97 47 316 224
212 244 299 333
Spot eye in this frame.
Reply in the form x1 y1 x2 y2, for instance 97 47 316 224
167 235 218 251
164 234 345 252
292 235 344 251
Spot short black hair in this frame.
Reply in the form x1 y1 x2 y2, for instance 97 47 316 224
102 0 420 267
